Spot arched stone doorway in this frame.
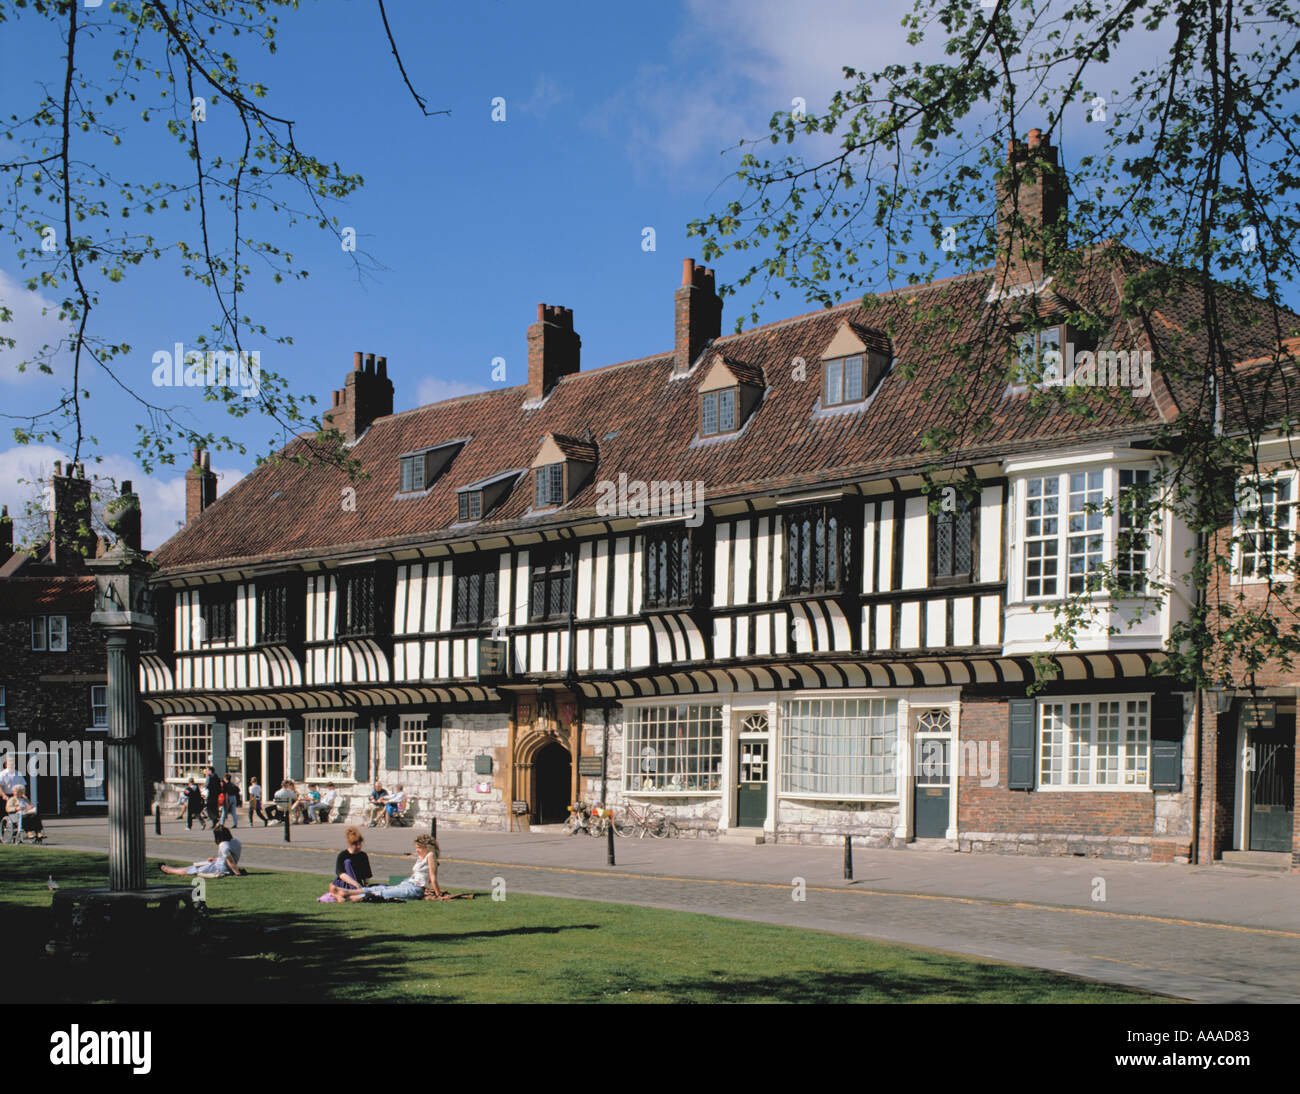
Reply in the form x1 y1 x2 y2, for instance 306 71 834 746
533 741 572 825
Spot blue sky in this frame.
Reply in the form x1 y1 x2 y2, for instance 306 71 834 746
0 0 1291 546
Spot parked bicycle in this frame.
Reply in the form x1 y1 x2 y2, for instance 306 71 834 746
565 801 593 836
585 803 614 838
614 802 679 839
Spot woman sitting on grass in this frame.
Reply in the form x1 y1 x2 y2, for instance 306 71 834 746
330 827 373 896
159 825 242 878
328 833 472 902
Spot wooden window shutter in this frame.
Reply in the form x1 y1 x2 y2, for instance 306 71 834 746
1150 693 1184 790
427 714 443 772
384 717 400 771
1007 698 1035 790
353 720 369 783
288 721 304 782
210 722 228 771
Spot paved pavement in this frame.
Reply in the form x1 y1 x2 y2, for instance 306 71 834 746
39 814 1300 1003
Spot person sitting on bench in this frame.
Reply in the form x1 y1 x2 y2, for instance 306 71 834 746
364 781 388 827
6 785 44 842
308 783 337 824
266 780 295 823
382 785 408 826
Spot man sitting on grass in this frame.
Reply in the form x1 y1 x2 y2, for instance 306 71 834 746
327 833 472 902
159 825 242 878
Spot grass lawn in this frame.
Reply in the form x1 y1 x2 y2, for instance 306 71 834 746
3 847 1164 1003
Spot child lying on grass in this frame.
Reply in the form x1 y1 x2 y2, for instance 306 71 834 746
327 833 474 902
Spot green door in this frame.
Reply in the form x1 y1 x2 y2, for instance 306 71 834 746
1249 716 1295 853
736 740 768 828
913 738 950 839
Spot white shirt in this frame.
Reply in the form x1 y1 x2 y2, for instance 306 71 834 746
410 852 431 888
0 768 21 794
321 789 337 805
387 791 406 807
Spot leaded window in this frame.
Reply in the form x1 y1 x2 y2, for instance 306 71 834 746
1024 477 1060 598
529 547 573 622
200 587 236 642
454 561 498 629
535 463 565 508
1239 476 1295 579
257 578 292 644
336 568 377 637
643 528 696 609
824 355 865 406
400 715 428 770
783 503 851 595
932 495 974 583
701 388 737 436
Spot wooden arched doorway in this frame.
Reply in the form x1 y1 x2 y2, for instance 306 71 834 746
533 741 572 824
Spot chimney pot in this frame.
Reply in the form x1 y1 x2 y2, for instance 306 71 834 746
527 302 581 401
673 257 722 376
324 350 393 440
354 351 363 371
54 460 63 476
364 353 375 373
376 355 387 378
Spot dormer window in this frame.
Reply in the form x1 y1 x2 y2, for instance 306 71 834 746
701 388 737 436
1015 325 1063 385
397 440 463 495
816 321 891 413
535 463 564 508
697 355 763 440
529 433 597 510
823 355 865 407
459 491 483 522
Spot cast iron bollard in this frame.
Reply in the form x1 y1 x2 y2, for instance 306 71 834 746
154 804 161 835
606 821 615 866
431 817 437 839
843 834 853 880
283 811 291 843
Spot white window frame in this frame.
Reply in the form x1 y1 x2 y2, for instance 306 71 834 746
779 696 900 800
400 714 428 770
622 703 724 795
1036 695 1151 791
163 718 213 783
31 615 68 652
1233 470 1297 584
305 713 356 783
90 684 108 729
1013 462 1162 603
823 354 866 407
701 388 737 437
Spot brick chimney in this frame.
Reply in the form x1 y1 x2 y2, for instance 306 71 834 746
49 459 96 566
323 351 395 441
526 304 581 402
995 128 1067 286
0 505 12 568
674 258 722 377
185 448 218 525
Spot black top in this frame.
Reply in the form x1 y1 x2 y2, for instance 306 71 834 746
335 849 373 885
205 772 222 802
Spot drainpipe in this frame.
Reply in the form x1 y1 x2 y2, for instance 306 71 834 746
1190 527 1207 866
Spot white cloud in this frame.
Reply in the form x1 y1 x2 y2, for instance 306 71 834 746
413 375 489 408
0 268 73 384
516 74 569 117
0 445 244 553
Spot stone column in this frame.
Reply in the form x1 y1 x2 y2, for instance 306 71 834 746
104 630 147 891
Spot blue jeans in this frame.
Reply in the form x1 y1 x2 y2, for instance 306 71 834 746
221 804 238 827
362 880 422 901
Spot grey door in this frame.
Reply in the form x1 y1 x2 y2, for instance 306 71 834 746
1249 716 1295 853
736 740 769 828
914 738 950 839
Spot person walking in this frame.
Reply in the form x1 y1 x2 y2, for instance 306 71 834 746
185 779 207 830
220 773 241 828
204 766 222 829
247 777 267 826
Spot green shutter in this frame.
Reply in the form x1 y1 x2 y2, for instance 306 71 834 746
1007 698 1035 790
353 721 369 783
1150 694 1184 790
288 721 304 782
385 716 400 772
210 722 228 772
427 714 443 772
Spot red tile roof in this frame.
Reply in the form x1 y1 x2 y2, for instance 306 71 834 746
151 244 1300 573
0 576 96 613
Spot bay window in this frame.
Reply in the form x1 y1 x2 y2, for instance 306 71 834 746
624 704 723 792
1019 465 1158 600
780 697 898 798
